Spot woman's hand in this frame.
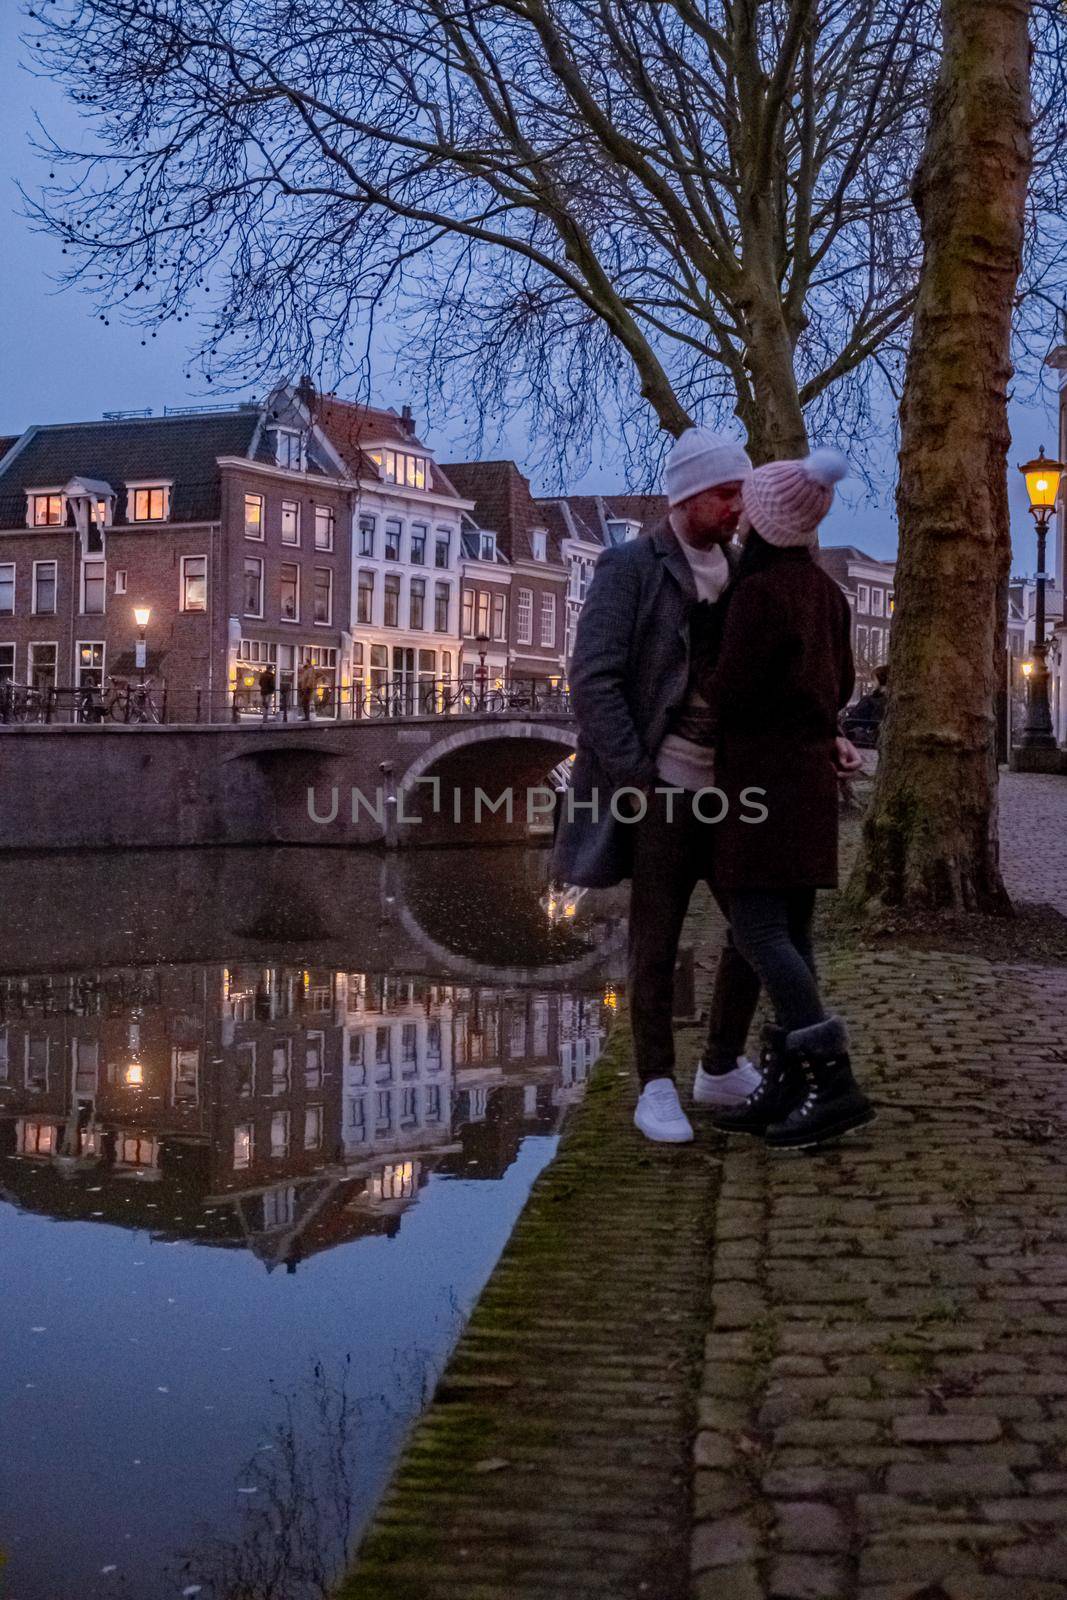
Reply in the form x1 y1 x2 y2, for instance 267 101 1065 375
833 735 863 774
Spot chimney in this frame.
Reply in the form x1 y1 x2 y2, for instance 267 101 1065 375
296 373 316 412
401 403 416 437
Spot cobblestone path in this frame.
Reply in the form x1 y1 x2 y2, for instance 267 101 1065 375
693 773 1067 1598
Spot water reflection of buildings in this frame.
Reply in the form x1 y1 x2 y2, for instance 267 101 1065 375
0 963 609 1271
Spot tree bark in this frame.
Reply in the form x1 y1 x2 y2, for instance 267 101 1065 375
850 0 1032 913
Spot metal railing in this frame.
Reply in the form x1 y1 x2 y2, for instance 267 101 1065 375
0 677 571 728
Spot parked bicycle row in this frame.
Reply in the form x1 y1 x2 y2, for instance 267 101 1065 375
0 675 572 726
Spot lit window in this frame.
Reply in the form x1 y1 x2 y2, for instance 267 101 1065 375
130 486 169 522
234 1122 253 1169
314 506 335 551
181 555 207 612
461 588 474 637
31 493 64 527
244 494 264 540
0 563 14 615
281 500 300 545
370 450 427 489
492 592 506 641
19 1119 57 1155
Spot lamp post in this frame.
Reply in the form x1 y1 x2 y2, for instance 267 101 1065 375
475 632 490 709
1017 448 1065 749
133 605 151 687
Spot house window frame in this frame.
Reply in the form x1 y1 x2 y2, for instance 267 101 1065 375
244 492 265 540
409 523 427 565
80 558 107 616
244 556 265 617
516 587 533 645
491 592 506 641
27 490 65 528
358 515 376 557
871 587 885 617
531 530 548 561
0 561 14 615
383 573 401 628
461 587 475 637
540 590 556 648
281 499 301 546
0 643 14 682
409 576 426 631
114 568 127 595
856 583 870 613
180 554 207 612
274 428 303 470
357 569 375 625
28 641 58 694
280 561 300 623
435 529 451 569
479 531 497 562
313 566 333 626
75 640 105 689
127 482 172 523
384 519 402 562
434 581 450 633
314 505 335 552
32 560 58 616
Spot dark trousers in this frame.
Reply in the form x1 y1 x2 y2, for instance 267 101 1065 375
628 792 761 1086
727 889 825 1035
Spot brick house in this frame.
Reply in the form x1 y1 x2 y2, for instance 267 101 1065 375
458 524 513 693
537 493 667 663
442 461 569 688
0 401 353 718
817 544 896 697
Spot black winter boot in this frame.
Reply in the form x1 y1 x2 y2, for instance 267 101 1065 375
764 1017 875 1151
710 1025 805 1136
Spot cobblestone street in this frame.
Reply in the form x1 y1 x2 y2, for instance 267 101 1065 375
692 770 1067 1598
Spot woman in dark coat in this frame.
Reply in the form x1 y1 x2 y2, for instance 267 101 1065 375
697 448 874 1150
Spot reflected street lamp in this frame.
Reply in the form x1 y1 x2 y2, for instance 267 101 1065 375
475 632 490 710
1017 448 1064 749
133 605 151 686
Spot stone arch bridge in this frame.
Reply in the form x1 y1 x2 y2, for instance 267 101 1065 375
0 712 578 852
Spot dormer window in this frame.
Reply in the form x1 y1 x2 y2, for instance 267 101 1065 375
607 519 640 543
531 530 547 561
28 492 65 528
368 448 428 490
274 429 303 470
479 531 497 562
63 478 116 555
128 484 171 522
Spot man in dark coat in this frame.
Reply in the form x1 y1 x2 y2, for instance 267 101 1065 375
552 428 763 1144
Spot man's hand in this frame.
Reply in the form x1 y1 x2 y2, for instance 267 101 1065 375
833 735 863 774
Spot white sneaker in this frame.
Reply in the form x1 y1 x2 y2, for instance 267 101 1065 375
634 1078 695 1144
692 1057 762 1109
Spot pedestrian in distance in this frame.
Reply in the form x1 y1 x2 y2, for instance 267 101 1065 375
553 427 766 1145
258 663 276 722
297 661 316 722
698 449 875 1151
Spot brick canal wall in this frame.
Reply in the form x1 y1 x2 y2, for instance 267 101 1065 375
0 717 575 850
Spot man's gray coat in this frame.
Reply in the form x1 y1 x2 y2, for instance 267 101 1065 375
551 522 737 887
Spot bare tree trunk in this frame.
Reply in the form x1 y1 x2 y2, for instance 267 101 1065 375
851 0 1032 913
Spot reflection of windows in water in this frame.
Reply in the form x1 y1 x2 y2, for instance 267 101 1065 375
426 1020 441 1061
272 1041 291 1095
234 1122 254 1169
347 1096 366 1140
532 1000 550 1056
305 1031 324 1089
171 1047 200 1105
425 1085 442 1123
305 1105 322 1149
376 1089 392 1131
26 1037 48 1090
307 984 332 1013
263 1185 296 1229
0 1027 7 1081
73 1038 99 1094
18 1119 56 1155
347 974 366 1012
372 1159 416 1201
375 1026 391 1063
236 1041 256 1098
401 1087 418 1126
270 1111 290 1157
348 1033 366 1087
119 1135 157 1168
509 1014 527 1057
401 1023 418 1071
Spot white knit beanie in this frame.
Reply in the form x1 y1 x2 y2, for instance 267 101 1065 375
664 427 753 508
741 447 849 547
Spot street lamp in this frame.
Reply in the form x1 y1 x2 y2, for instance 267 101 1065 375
133 605 151 686
475 632 490 709
1017 448 1065 748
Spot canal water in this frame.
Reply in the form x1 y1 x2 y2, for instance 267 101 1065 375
0 846 627 1600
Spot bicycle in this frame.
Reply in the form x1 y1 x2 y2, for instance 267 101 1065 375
105 674 161 724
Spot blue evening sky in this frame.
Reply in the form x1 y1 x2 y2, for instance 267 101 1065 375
0 6 1059 574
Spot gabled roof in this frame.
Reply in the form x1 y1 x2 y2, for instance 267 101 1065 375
460 527 511 565
0 410 266 528
442 460 566 565
311 395 459 499
817 544 896 578
543 492 668 547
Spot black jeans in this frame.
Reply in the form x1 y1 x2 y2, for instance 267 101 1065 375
628 791 761 1086
727 889 825 1035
